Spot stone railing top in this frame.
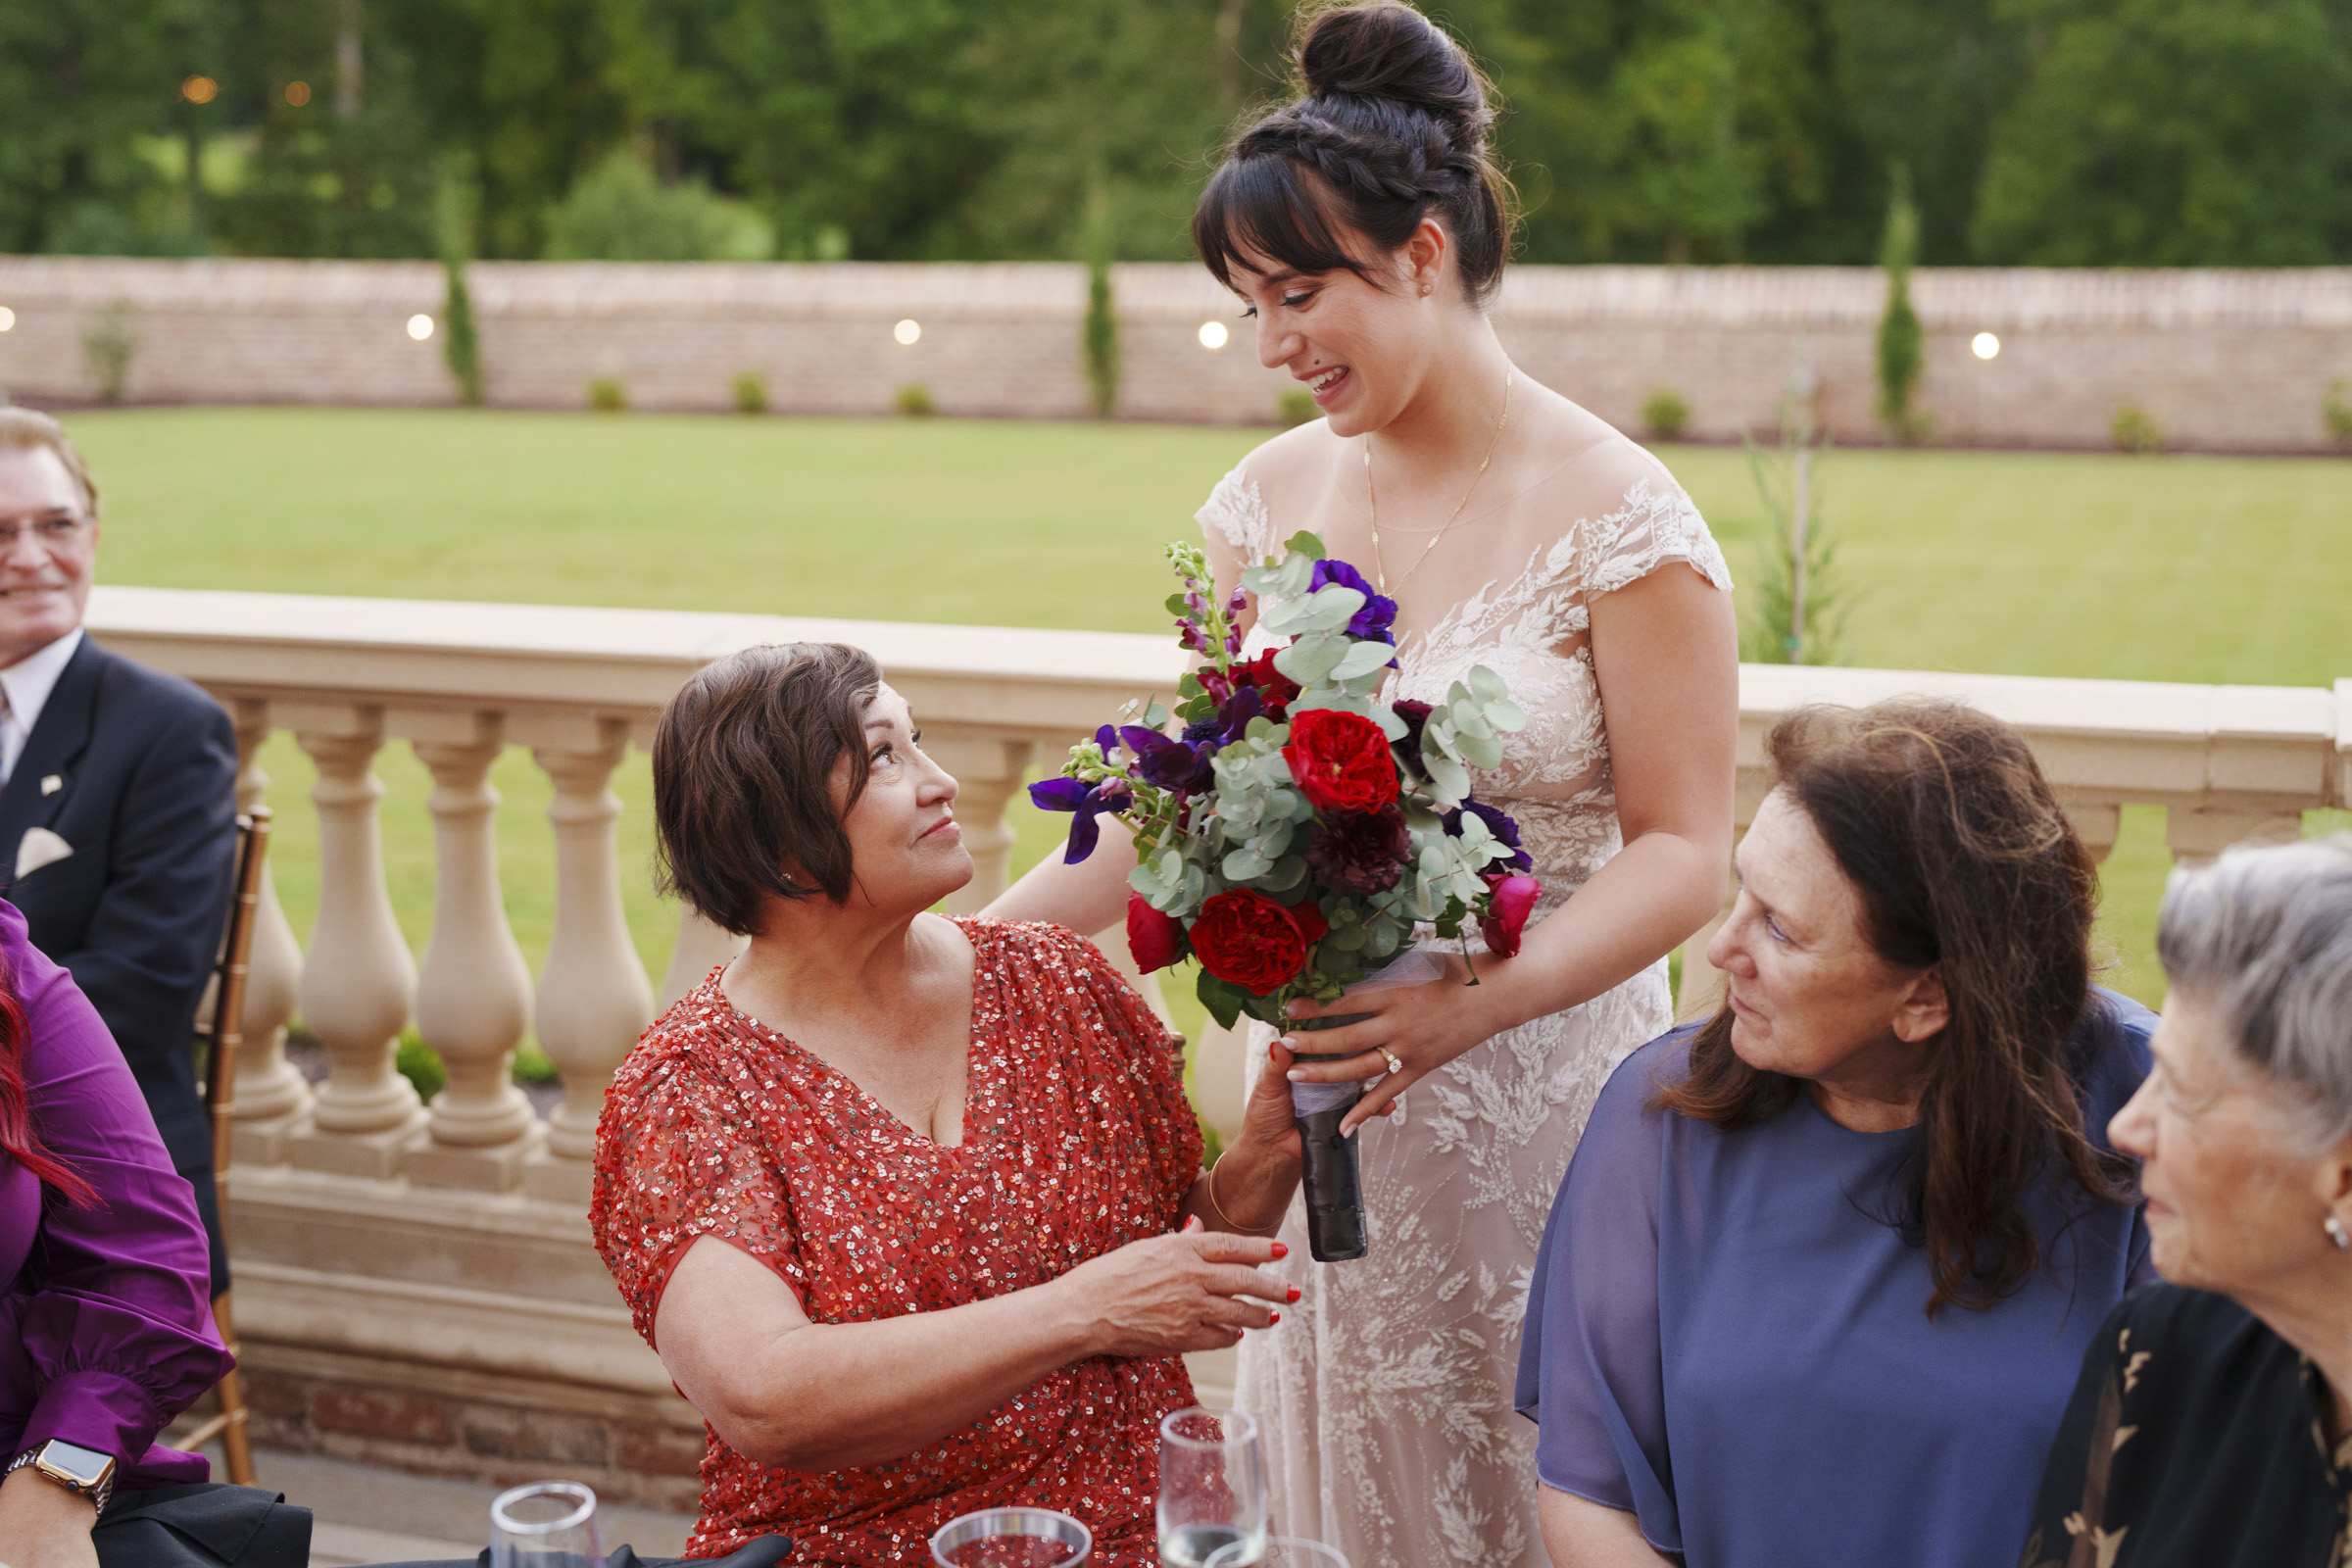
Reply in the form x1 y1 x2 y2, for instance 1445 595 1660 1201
86 584 1182 736
8 255 2351 330
87 585 2350 806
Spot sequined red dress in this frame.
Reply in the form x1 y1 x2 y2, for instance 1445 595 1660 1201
592 918 1203 1565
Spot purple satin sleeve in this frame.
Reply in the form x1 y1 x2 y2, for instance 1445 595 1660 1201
0 898 229 1487
1513 1034 1685 1555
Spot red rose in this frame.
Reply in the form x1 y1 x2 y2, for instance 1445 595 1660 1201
1479 873 1541 957
1127 893 1186 973
1190 889 1327 996
1242 646 1302 718
1284 708 1400 816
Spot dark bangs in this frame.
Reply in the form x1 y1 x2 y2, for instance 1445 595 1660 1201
1194 154 1382 294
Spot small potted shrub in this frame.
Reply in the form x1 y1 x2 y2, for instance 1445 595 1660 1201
588 375 628 413
1642 387 1690 442
895 382 935 416
2111 403 2163 454
732 371 768 415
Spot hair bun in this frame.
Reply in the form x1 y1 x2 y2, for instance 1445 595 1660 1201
1298 1 1490 132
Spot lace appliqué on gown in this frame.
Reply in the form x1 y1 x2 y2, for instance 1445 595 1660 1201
1196 461 1731 1568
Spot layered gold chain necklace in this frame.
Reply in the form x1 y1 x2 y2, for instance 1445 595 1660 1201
1365 368 1512 598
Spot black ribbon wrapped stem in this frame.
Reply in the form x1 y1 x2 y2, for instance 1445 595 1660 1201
1280 950 1443 1263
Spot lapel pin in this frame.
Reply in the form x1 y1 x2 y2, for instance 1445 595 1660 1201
38 775 61 797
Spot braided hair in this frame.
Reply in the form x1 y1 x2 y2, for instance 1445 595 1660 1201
1195 1 1514 304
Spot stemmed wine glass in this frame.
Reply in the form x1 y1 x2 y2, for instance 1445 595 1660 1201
1157 1407 1268 1567
490 1481 602 1567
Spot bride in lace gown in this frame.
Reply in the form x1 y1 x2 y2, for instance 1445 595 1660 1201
991 6 1737 1563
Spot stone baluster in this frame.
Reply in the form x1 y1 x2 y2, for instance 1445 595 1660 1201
2165 805 2302 869
226 701 312 1165
522 721 653 1205
407 715 544 1190
2062 800 2124 865
657 906 745 1014
284 710 424 1177
927 734 1036 914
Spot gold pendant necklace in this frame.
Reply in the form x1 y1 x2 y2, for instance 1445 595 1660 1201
1367 368 1512 598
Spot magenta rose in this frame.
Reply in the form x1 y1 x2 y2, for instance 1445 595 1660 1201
1479 873 1541 957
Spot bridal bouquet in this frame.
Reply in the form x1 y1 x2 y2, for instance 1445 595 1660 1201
1030 531 1540 1260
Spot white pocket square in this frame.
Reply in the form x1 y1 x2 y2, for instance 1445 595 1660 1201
16 826 74 878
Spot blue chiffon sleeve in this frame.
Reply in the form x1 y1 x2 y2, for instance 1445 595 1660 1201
1515 1032 1688 1555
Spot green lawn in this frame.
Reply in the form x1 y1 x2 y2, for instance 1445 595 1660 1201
62 408 2352 1031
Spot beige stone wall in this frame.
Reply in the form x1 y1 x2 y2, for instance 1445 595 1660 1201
2 255 2349 450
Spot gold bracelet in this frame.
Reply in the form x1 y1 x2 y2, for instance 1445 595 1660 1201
1205 1154 1281 1237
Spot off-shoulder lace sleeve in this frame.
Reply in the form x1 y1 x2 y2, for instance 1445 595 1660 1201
1197 464 1277 564
1581 479 1734 599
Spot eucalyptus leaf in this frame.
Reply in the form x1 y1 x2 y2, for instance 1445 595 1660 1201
1262 855 1308 892
1423 753 1470 805
1486 698 1526 731
1467 665 1508 703
1223 846 1272 881
1302 590 1366 632
1457 729 1504 768
1331 639 1397 681
1278 634 1347 684
1284 530 1327 560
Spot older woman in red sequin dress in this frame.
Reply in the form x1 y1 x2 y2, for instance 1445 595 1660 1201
591 643 1304 1565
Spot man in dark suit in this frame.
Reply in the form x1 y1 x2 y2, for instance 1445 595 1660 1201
0 409 238 1294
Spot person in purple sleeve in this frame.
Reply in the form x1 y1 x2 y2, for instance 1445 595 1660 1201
0 897 308 1568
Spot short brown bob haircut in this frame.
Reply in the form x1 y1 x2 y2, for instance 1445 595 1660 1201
1656 698 2129 1317
653 642 885 934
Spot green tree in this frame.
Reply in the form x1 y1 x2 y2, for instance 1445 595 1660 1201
1876 164 1924 442
542 149 773 261
1974 0 2352 265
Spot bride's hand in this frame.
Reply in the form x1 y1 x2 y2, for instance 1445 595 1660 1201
1277 955 1515 1134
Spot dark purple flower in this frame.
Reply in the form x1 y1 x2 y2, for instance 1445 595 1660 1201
1443 796 1534 872
1309 558 1398 645
1028 777 1135 863
1303 803 1411 895
1119 725 1214 792
1391 700 1433 778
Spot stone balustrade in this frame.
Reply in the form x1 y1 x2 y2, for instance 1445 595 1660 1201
85 582 2350 1498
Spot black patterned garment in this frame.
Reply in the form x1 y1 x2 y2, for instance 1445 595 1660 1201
2023 1284 2352 1568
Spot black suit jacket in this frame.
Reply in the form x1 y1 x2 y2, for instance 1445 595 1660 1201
3 633 238 1290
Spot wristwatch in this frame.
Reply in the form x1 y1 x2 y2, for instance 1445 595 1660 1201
6 1439 116 1516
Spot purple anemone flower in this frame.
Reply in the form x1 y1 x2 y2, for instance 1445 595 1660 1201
1118 725 1215 793
1309 559 1398 645
1443 796 1533 871
1028 777 1135 863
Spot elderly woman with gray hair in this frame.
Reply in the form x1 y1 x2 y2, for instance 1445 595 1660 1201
2023 835 2352 1568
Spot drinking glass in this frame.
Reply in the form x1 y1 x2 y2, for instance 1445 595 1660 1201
929 1505 1093 1566
1261 1540 1349 1568
490 1481 602 1567
1156 1407 1267 1568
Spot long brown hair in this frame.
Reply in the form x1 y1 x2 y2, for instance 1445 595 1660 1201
1655 699 2126 1316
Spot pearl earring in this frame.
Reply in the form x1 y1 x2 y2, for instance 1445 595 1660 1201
1420 282 1433 296
2328 1214 2351 1251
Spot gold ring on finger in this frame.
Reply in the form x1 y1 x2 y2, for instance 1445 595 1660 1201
1377 1048 1403 1076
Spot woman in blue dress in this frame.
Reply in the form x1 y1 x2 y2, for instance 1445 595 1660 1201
1516 698 2156 1568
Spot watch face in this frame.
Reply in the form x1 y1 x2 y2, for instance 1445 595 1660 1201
36 1441 113 1488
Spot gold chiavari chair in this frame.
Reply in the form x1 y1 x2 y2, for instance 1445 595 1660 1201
174 808 271 1486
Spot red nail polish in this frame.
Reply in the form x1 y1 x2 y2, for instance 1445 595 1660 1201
1287 1285 1301 1302
1269 1311 1281 1325
1270 1242 1289 1259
